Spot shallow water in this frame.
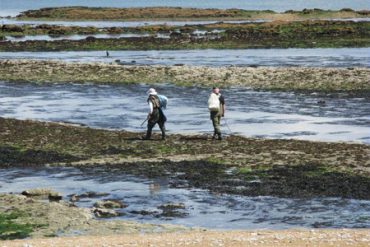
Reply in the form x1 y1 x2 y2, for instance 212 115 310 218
0 82 369 143
0 18 267 27
1 0 369 17
4 33 151 42
1 48 369 68
0 166 369 230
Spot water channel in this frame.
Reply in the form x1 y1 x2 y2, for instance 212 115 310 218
0 166 369 230
1 48 369 67
0 82 369 144
0 18 267 27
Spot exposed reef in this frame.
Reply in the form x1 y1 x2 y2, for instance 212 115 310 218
1 117 369 200
0 60 368 91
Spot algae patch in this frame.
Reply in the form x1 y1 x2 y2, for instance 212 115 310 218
0 210 44 240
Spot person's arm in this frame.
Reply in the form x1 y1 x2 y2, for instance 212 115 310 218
219 95 225 117
148 101 153 115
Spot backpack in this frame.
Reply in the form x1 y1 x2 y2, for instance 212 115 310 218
208 93 220 111
158 95 168 109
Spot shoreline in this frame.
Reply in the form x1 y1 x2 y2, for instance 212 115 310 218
0 59 369 91
1 227 370 246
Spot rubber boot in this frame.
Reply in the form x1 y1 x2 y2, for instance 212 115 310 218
159 124 166 140
142 129 151 140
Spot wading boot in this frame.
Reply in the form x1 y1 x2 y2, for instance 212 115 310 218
142 131 151 140
212 132 217 140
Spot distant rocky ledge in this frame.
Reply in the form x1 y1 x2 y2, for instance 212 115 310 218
0 59 369 91
1 20 369 50
15 7 370 21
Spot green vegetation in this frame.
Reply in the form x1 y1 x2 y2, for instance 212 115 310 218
0 210 40 240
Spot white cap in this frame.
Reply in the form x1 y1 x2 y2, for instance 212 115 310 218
146 88 157 95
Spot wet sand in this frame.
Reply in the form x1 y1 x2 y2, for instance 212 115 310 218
1 229 369 247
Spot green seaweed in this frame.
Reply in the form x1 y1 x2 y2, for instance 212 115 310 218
0 210 43 240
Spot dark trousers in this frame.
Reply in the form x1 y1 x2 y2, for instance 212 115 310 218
145 108 166 139
210 110 221 137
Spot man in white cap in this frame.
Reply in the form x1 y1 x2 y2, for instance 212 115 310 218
143 88 166 140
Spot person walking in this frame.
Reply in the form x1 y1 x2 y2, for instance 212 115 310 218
142 88 167 140
208 87 225 140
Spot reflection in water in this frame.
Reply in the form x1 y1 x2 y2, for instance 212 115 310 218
0 82 369 143
0 166 369 229
0 48 369 67
149 183 161 195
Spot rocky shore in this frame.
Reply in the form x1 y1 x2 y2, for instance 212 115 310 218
1 117 369 199
0 193 186 239
0 59 369 91
0 117 369 241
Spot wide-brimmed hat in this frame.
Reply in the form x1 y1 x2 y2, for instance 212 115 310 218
146 88 157 95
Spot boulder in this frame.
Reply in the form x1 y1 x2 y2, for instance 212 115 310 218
94 199 127 209
93 207 119 218
21 188 62 202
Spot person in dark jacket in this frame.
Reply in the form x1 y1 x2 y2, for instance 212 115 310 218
142 88 166 140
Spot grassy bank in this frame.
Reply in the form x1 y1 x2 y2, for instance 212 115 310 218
1 117 369 199
15 7 370 21
0 60 369 91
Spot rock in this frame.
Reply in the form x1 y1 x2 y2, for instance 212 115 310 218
158 203 185 210
93 207 119 218
1 24 24 32
85 36 96 41
48 193 63 202
22 188 62 199
77 191 110 198
94 199 127 209
158 203 188 218
130 210 158 216
69 194 79 202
